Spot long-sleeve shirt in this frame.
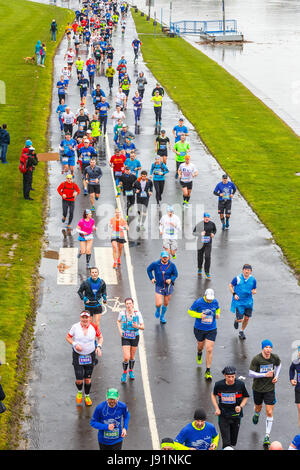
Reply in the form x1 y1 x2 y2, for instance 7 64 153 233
90 401 130 445
175 421 219 450
289 359 300 391
147 259 178 288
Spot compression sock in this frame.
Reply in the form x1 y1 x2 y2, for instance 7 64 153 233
186 196 190 202
161 305 167 316
266 417 273 435
86 253 91 264
155 306 161 318
129 360 135 371
84 382 91 395
76 382 83 391
122 362 129 373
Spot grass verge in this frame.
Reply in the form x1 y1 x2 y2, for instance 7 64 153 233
132 10 300 277
0 0 74 449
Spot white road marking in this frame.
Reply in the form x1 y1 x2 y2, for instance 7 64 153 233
94 247 118 285
106 138 160 450
57 247 78 285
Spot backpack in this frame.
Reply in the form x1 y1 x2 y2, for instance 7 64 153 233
19 151 28 174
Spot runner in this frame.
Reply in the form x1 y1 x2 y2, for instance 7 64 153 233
193 213 217 279
66 311 103 407
136 71 147 98
105 63 116 92
78 267 107 328
133 170 153 231
172 118 189 142
211 366 249 449
77 73 90 104
90 388 130 450
159 205 181 259
173 134 190 180
178 155 198 207
188 288 220 380
124 150 140 177
132 91 143 127
155 129 171 165
151 90 163 134
92 84 106 109
213 174 237 231
175 409 219 450
149 155 169 206
109 148 126 196
75 56 85 78
59 132 76 176
76 209 96 268
61 107 75 137
57 174 80 232
117 297 144 383
75 108 90 132
110 208 128 268
57 75 67 104
289 346 300 427
56 98 67 134
146 251 178 324
118 166 137 219
85 157 103 212
229 264 257 340
96 96 110 136
289 434 300 450
249 340 281 449
78 139 97 195
132 38 141 63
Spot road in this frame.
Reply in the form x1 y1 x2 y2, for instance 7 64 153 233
22 1 300 450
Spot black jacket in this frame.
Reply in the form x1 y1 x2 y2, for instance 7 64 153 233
193 220 217 247
133 178 153 203
0 383 5 401
78 277 107 307
0 129 10 145
119 173 137 192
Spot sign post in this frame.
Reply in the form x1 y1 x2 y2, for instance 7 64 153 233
222 0 226 34
169 1 172 29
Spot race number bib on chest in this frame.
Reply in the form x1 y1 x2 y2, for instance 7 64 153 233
221 393 236 404
79 354 92 365
260 364 273 373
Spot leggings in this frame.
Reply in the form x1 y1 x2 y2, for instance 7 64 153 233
153 180 165 203
197 243 212 273
218 416 241 448
154 107 162 123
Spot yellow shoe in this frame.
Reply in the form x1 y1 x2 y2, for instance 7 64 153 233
85 395 92 406
76 391 83 405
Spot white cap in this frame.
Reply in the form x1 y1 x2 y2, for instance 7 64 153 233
205 288 214 300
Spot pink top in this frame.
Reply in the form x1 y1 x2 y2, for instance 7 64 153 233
78 218 95 235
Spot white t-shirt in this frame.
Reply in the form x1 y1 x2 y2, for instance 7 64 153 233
178 162 197 182
112 110 126 126
159 214 181 239
115 92 126 107
66 51 75 63
68 322 101 355
62 111 75 125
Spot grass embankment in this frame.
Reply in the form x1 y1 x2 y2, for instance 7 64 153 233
132 10 300 276
0 0 73 449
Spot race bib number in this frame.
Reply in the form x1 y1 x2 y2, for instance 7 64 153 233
125 190 133 196
84 234 94 241
78 354 92 365
166 228 174 236
104 429 119 439
115 171 123 176
298 373 300 383
62 157 69 163
220 393 236 404
222 193 230 200
260 364 273 374
140 191 147 198
201 315 213 324
201 236 211 244
90 179 97 184
123 330 136 339
179 151 185 156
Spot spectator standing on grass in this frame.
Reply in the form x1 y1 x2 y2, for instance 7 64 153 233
40 43 46 67
0 124 10 164
0 361 6 414
50 19 57 42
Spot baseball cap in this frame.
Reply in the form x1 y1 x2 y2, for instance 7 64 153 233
107 388 119 399
85 209 91 215
161 129 166 133
86 130 92 133
222 366 237 375
194 408 206 421
203 212 210 218
160 251 169 258
80 311 90 317
204 288 214 300
222 174 228 179
122 124 127 128
179 118 184 121
167 205 174 213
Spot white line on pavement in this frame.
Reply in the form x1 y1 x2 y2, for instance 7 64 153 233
57 247 78 285
94 247 118 285
105 136 160 450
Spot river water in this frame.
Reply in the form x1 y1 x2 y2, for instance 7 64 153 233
134 0 300 134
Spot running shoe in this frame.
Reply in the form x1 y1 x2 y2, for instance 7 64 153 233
205 370 212 381
140 225 145 231
77 252 82 259
91 206 96 212
84 395 92 406
160 313 167 324
84 189 88 196
62 216 66 223
205 273 211 280
113 262 117 269
198 269 202 277
117 258 121 265
86 263 90 269
129 371 135 380
252 413 259 425
222 223 226 231
121 372 127 383
263 435 270 449
172 253 177 260
234 319 239 330
76 391 83 405
197 352 202 365
226 220 230 229
239 330 246 340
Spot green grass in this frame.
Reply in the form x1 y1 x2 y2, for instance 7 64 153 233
0 0 74 449
132 11 300 276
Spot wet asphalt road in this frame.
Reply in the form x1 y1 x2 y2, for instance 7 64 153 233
22 0 300 450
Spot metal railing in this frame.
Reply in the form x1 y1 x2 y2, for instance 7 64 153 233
170 19 238 37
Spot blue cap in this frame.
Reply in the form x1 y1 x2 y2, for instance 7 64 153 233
261 339 273 350
160 251 169 258
167 205 174 212
25 139 32 147
203 212 210 218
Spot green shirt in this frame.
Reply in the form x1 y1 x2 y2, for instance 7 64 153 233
174 141 190 162
250 353 281 393
151 95 162 107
